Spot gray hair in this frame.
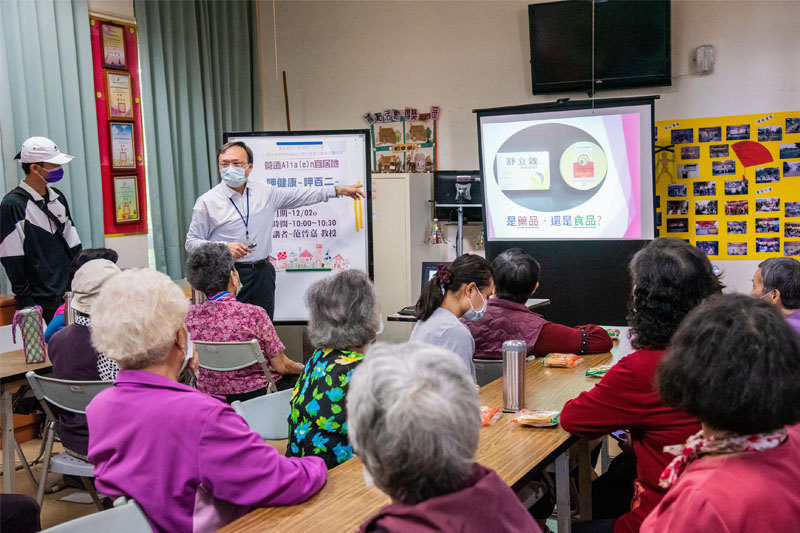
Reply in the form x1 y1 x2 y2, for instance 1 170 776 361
305 269 378 349
759 257 800 309
91 268 189 370
185 243 235 296
347 342 480 504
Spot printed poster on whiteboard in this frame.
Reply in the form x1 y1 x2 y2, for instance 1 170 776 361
226 130 372 323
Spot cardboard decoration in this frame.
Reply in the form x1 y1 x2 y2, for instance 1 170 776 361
365 105 439 173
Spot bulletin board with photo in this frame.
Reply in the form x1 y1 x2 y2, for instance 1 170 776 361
655 111 800 260
89 17 147 236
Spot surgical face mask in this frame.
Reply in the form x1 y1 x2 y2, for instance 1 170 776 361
376 319 384 336
221 165 247 188
463 287 487 322
35 166 64 183
760 289 775 301
180 331 194 374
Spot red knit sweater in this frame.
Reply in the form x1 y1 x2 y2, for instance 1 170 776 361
560 349 700 533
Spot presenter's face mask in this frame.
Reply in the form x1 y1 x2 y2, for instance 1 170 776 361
221 165 247 188
463 284 487 322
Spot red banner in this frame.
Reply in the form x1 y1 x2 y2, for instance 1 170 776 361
89 17 147 236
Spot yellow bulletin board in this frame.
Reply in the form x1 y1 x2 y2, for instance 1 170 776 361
654 111 800 259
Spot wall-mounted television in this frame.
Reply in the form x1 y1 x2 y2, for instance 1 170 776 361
528 0 671 94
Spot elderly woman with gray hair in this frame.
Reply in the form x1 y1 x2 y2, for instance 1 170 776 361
348 342 539 532
286 269 380 469
86 268 327 533
185 243 304 402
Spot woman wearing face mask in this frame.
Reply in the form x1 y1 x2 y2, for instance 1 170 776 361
410 254 495 382
185 243 304 402
86 268 326 533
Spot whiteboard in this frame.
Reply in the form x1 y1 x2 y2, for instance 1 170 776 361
225 130 372 323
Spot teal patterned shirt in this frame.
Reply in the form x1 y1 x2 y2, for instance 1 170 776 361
286 348 363 468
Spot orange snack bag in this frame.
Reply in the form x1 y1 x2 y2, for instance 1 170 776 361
541 353 581 368
480 406 501 426
510 409 561 427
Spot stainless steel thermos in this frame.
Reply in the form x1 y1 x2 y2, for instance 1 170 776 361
502 340 526 412
64 292 76 326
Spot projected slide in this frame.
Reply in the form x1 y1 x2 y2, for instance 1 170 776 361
479 103 654 241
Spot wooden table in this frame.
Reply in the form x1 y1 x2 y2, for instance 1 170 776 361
222 329 632 533
0 349 52 493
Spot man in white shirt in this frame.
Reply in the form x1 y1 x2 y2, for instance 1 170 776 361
185 141 364 318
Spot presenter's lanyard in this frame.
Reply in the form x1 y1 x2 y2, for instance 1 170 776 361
229 189 250 243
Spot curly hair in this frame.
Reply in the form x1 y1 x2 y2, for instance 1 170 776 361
185 243 235 297
656 294 800 434
627 238 723 350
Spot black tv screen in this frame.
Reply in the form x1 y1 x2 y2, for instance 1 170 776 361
529 1 671 94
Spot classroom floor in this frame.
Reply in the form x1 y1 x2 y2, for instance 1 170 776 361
1 438 99 529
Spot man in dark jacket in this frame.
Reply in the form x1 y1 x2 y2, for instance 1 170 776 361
1 137 81 322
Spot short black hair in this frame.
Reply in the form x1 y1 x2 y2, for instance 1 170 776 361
656 294 800 434
759 257 800 309
491 248 540 304
185 243 235 297
628 238 723 350
217 141 253 164
68 248 119 286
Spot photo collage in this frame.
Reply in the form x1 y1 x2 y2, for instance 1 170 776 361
656 111 800 259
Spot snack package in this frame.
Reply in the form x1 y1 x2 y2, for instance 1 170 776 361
510 409 561 427
541 353 581 368
605 328 621 339
480 406 501 426
586 364 613 378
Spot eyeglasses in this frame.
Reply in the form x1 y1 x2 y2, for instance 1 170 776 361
219 161 249 169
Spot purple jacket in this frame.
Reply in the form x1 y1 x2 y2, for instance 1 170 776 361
360 463 541 533
86 370 327 533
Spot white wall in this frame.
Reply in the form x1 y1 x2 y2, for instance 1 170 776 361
256 0 800 293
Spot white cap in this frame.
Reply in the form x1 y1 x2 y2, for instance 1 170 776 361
15 137 74 165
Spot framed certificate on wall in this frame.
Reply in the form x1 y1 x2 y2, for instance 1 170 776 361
113 175 140 223
109 122 136 169
101 22 127 69
105 70 134 120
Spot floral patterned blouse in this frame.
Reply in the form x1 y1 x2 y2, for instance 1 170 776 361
286 348 364 469
185 298 285 395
